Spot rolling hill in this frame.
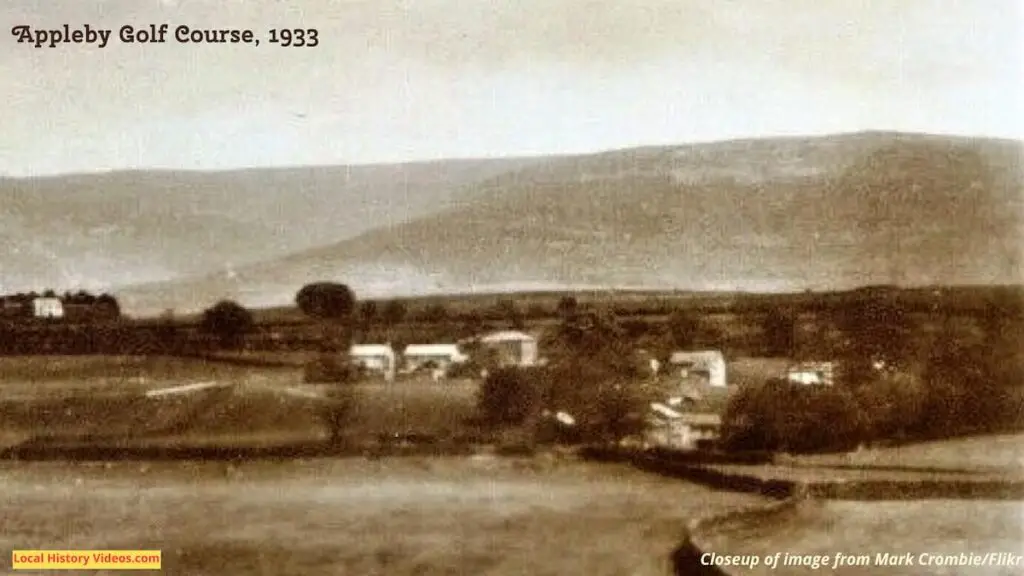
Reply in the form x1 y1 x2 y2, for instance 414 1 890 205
0 157 542 295
112 131 1023 316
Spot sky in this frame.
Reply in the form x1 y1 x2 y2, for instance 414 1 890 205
1 0 1021 177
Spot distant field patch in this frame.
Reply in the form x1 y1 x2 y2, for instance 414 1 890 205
794 434 1024 473
0 362 481 447
703 499 1024 576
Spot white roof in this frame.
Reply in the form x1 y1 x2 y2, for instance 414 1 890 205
480 330 536 343
350 344 395 356
669 350 725 366
651 402 683 419
404 344 463 356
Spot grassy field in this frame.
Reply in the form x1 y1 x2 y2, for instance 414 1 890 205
0 457 766 575
703 499 1024 576
0 356 481 447
791 434 1024 473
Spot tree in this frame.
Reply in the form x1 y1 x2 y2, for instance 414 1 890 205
94 293 121 321
420 303 448 323
496 298 524 330
381 299 408 326
762 307 797 357
478 367 543 427
358 300 377 336
666 309 702 349
199 300 254 349
835 294 915 386
534 308 650 444
556 295 579 320
296 282 357 323
295 282 357 383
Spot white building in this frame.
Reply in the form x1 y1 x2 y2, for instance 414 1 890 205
402 344 468 372
645 404 722 450
350 344 397 381
478 330 539 367
668 350 727 388
32 297 64 319
786 361 835 386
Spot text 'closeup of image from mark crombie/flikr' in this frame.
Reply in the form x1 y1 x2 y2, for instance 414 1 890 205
1 0 1022 574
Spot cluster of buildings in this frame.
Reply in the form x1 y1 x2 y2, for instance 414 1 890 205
350 328 838 453
349 329 540 381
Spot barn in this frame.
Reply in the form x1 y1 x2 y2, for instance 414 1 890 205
350 344 397 381
668 350 727 388
478 330 539 367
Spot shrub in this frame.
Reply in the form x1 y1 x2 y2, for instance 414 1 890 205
722 378 867 454
303 354 354 384
477 367 543 428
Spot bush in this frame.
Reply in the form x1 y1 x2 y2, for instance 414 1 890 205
477 367 543 428
318 386 357 444
722 378 867 454
303 354 354 384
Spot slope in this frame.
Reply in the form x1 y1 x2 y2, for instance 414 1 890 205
0 157 542 294
114 132 1024 314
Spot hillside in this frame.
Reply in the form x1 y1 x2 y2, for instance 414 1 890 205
115 132 1024 315
0 157 541 295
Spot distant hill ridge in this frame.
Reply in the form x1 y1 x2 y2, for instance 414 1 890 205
2 131 1020 315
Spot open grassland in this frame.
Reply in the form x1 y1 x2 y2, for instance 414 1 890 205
702 499 1024 576
791 434 1024 473
0 356 481 447
0 457 766 576
0 356 294 400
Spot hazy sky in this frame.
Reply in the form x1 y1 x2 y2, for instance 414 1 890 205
1 0 1021 177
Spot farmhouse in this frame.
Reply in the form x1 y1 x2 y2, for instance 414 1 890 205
669 350 727 388
645 402 723 450
786 361 835 386
32 297 64 319
402 343 468 372
477 330 539 367
350 344 397 381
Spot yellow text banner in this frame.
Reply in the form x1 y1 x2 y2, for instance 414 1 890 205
12 550 161 570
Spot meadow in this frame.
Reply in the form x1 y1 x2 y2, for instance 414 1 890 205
791 434 1024 473
701 498 1024 576
0 355 481 450
0 457 767 575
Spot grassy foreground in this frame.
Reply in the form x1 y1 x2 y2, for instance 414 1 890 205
0 457 766 576
701 499 1024 576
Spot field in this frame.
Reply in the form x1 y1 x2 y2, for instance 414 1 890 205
792 434 1024 473
0 457 767 575
702 499 1024 576
0 356 480 449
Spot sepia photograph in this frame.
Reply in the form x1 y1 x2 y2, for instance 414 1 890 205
1 1 1022 574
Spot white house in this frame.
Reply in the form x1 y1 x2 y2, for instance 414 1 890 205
668 350 727 388
786 361 835 386
402 344 468 372
478 330 539 367
645 403 722 451
350 344 397 381
32 297 64 319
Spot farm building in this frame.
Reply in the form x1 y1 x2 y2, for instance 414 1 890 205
786 361 835 386
32 297 64 319
644 403 723 450
402 344 468 372
478 330 539 367
669 350 727 388
350 344 397 381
